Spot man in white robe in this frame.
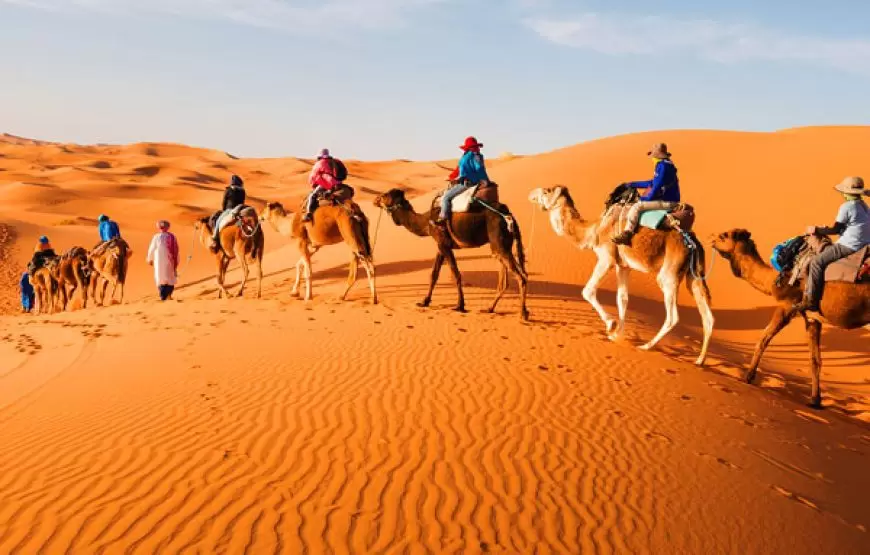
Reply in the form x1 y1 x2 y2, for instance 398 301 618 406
146 220 180 301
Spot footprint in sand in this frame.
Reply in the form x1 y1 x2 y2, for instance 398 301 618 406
698 452 740 469
645 431 673 444
707 381 735 394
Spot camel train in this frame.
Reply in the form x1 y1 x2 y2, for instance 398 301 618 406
20 144 869 411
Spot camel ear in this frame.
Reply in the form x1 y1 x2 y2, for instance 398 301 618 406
734 229 752 241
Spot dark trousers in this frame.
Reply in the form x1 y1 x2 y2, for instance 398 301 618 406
158 285 175 301
805 243 855 305
306 186 326 214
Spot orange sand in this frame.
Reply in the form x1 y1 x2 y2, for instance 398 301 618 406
0 128 868 553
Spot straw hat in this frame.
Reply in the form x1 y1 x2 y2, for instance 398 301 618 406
834 176 867 196
647 143 671 159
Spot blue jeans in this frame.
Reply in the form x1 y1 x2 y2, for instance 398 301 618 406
306 186 326 215
440 183 471 219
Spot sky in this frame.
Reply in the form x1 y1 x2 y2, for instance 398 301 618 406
1 0 869 160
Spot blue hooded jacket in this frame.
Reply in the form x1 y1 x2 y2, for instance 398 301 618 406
628 159 680 202
99 219 121 242
457 151 489 184
20 272 34 310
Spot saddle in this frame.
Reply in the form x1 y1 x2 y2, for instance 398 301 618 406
432 181 500 214
778 234 870 285
604 183 695 232
300 184 356 211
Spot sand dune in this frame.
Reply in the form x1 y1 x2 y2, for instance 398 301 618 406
1 128 868 553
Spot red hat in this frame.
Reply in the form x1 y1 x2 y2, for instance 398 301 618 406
460 136 483 151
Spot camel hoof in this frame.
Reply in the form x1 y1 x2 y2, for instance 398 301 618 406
745 371 757 385
638 343 653 352
605 320 618 335
809 397 823 410
694 357 706 367
372 297 379 305
416 299 431 308
453 306 468 313
521 309 530 322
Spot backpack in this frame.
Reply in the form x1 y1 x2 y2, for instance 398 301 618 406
771 236 806 273
329 158 348 182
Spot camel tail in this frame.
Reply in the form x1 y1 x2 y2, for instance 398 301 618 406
684 232 711 300
117 240 129 284
356 210 373 259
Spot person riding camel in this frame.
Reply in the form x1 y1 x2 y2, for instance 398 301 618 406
438 136 489 224
612 143 681 245
30 235 57 271
794 176 870 313
98 214 121 242
211 174 247 250
304 148 344 223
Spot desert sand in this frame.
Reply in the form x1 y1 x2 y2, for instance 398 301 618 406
0 127 868 553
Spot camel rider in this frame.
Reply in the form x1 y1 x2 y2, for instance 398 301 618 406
612 143 681 245
794 176 870 313
304 149 343 223
212 175 247 247
438 137 489 224
30 236 57 271
98 214 121 242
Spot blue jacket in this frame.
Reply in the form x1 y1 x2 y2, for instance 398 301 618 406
99 220 121 242
628 159 680 202
458 151 489 184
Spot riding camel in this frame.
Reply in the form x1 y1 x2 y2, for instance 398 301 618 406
259 201 377 303
52 247 92 311
89 238 131 306
712 228 870 408
194 206 264 298
528 186 713 365
373 188 529 320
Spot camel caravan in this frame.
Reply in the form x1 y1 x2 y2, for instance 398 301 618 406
16 139 870 410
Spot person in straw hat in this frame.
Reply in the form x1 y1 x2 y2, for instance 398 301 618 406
612 142 682 245
795 176 870 312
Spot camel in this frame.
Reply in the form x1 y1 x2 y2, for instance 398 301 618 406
194 206 264 298
528 186 713 365
89 238 131 306
373 188 529 320
30 265 58 314
259 201 377 303
711 228 870 408
51 247 92 311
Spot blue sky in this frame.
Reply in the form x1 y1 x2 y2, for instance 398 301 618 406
1 0 869 159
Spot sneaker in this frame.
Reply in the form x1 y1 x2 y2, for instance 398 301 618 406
612 231 634 246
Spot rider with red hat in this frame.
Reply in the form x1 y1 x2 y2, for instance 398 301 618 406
438 136 489 223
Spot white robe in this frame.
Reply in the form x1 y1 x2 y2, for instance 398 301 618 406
146 232 179 286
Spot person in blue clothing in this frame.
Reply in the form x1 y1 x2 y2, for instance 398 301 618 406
20 271 35 313
612 143 681 245
98 214 121 242
437 136 489 223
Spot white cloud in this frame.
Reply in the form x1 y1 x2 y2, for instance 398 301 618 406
2 0 448 31
525 12 870 74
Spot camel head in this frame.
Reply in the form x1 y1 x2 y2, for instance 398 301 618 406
528 186 574 212
260 201 287 222
711 228 756 261
374 189 411 213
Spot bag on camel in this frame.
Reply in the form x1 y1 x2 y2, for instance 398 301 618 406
770 235 806 272
329 158 348 182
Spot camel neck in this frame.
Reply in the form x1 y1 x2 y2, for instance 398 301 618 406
392 205 430 237
552 202 598 249
732 246 780 297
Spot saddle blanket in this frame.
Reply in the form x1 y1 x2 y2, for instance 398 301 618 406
639 210 669 230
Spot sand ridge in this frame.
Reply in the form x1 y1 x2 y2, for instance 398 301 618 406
1 127 869 553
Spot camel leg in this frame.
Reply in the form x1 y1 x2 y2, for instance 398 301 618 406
216 256 231 298
582 257 617 335
418 253 445 308
611 265 630 340
234 245 249 298
78 271 88 309
361 256 377 305
745 307 794 384
487 262 508 314
444 249 467 313
640 272 680 351
340 253 360 301
256 254 263 300
290 258 303 298
302 250 313 301
689 276 715 366
806 318 823 409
